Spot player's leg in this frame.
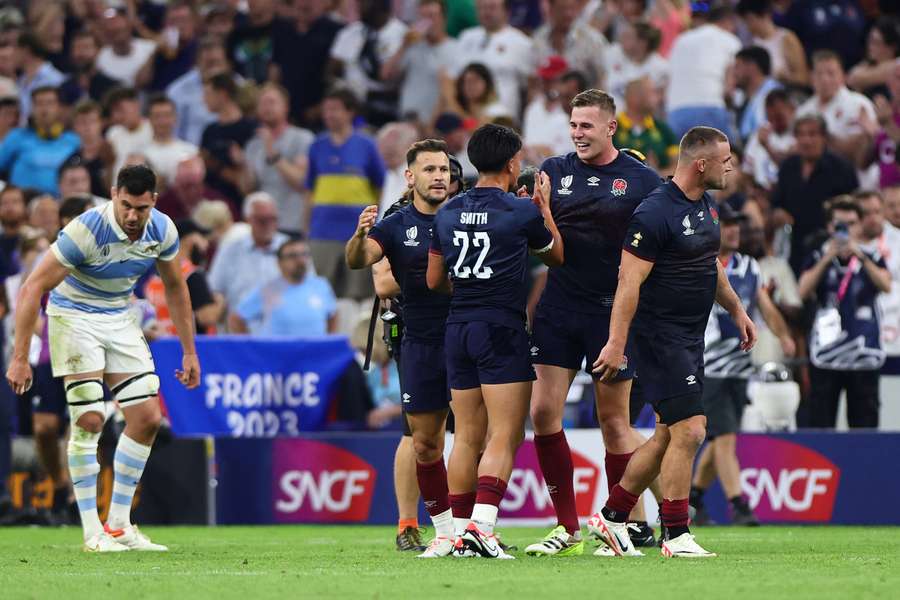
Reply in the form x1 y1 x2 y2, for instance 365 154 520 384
408 409 455 557
393 431 424 551
447 391 485 538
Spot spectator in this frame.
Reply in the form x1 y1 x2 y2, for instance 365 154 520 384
0 185 26 276
143 218 223 335
0 38 18 97
57 161 104 204
743 89 797 190
156 155 231 221
104 87 153 180
30 1 68 73
0 86 79 196
381 0 458 126
27 194 59 238
613 76 679 173
797 50 876 171
306 88 384 301
242 83 315 234
141 1 200 92
208 191 288 317
603 21 669 111
798 196 891 428
874 186 900 357
192 198 235 260
772 115 859 274
781 0 866 70
166 35 233 146
203 3 238 39
862 60 900 188
847 17 900 97
433 112 477 180
200 73 257 207
328 0 407 127
70 100 114 197
228 0 283 83
142 94 199 189
349 312 402 429
0 97 18 143
532 0 607 88
96 6 157 87
886 184 900 228
523 55 573 164
59 29 121 107
438 63 510 127
375 121 418 216
15 32 64 123
665 4 741 139
230 237 337 335
270 0 344 128
456 0 535 118
733 46 782 142
737 0 810 88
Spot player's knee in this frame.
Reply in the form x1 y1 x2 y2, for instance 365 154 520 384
675 420 707 449
32 416 60 440
412 433 443 463
74 411 104 434
66 378 105 434
529 401 563 432
598 415 632 446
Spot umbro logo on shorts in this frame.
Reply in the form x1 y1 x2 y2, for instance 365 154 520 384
402 393 411 403
686 375 697 385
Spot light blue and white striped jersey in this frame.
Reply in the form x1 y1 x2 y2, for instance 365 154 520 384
48 202 179 316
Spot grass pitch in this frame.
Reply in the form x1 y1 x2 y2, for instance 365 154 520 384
1 525 897 599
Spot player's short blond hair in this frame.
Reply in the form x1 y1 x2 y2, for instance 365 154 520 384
570 89 616 115
679 126 729 158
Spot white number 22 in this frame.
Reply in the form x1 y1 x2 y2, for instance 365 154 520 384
452 231 493 279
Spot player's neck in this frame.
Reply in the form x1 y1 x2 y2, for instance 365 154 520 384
581 147 618 167
412 195 440 215
475 174 511 192
671 173 704 201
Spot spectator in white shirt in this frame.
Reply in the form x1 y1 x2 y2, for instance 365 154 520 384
523 55 573 163
742 88 797 190
142 94 199 190
375 121 418 216
532 0 608 87
797 49 877 173
603 20 668 112
665 4 741 140
737 0 809 88
380 0 458 126
104 87 153 180
457 0 536 118
95 6 156 87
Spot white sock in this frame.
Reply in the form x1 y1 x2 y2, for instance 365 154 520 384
470 503 499 535
431 508 454 538
67 427 103 541
453 517 469 537
107 435 152 529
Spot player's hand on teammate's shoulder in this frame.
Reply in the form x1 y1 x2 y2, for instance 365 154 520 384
355 205 378 238
176 353 201 389
6 357 33 395
591 341 625 382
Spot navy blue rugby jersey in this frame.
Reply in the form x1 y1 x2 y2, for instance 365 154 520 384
539 151 662 313
624 180 721 339
430 187 553 329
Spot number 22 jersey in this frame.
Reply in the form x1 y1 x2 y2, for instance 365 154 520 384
430 187 554 329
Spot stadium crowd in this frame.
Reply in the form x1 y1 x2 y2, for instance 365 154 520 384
0 0 898 528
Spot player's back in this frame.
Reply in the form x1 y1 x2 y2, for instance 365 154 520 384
432 187 551 329
539 151 662 313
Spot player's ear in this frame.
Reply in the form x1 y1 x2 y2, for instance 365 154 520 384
696 158 706 173
608 117 617 138
404 168 414 187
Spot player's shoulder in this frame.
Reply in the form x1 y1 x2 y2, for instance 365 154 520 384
147 208 176 241
66 204 113 243
617 151 664 183
540 152 577 173
632 181 676 220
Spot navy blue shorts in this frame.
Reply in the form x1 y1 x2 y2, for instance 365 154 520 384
399 338 451 413
445 321 536 390
530 303 635 379
632 330 704 425
29 362 67 419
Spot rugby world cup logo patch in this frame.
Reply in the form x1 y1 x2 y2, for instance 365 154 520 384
557 175 573 196
403 226 419 246
611 178 627 196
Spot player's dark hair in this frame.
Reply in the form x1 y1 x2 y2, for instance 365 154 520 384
570 88 616 115
736 0 771 16
323 87 360 114
205 72 239 101
764 88 790 108
811 49 842 68
406 138 448 166
115 164 157 196
736 46 772 76
276 236 307 259
793 114 828 137
679 126 729 157
59 195 93 222
826 195 863 221
466 124 522 174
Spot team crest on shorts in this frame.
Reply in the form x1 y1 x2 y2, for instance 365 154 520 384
403 226 419 246
611 178 627 196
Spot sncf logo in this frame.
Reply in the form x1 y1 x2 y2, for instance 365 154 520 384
272 440 376 522
500 440 599 518
737 436 840 522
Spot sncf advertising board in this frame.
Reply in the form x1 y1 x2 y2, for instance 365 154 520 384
214 431 900 525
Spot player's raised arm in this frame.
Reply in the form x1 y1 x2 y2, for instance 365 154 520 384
156 257 200 389
592 250 654 381
6 252 70 394
531 171 564 267
345 205 384 268
715 260 757 352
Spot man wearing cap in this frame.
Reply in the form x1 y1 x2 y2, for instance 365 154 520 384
689 202 795 527
523 55 573 161
142 218 222 336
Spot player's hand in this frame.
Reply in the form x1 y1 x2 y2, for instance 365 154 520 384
591 342 626 382
176 353 201 389
6 358 33 396
734 310 757 352
531 171 552 212
779 335 796 358
355 205 378 238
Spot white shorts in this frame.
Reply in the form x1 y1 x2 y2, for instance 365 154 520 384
48 310 156 377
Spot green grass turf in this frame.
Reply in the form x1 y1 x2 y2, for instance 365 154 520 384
1 525 897 599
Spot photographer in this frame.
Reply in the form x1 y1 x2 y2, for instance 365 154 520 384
799 196 892 428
